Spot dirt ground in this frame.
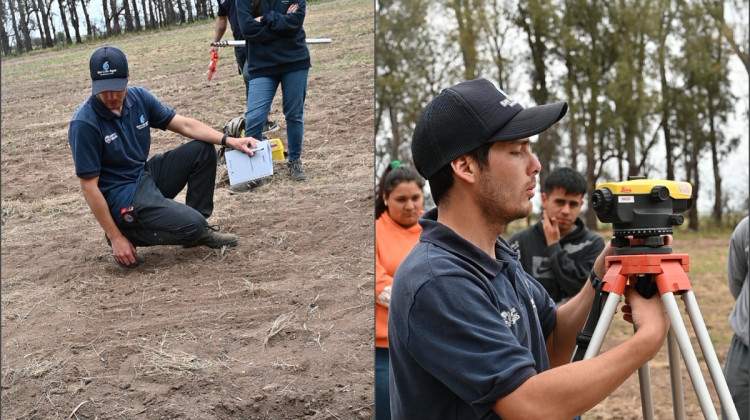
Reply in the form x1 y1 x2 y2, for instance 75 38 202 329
1 0 374 418
1 0 739 417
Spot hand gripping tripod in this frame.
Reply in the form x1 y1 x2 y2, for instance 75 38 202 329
571 244 740 420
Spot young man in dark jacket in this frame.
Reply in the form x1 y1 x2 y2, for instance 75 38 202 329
507 167 605 304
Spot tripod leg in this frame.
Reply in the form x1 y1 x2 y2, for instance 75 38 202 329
636 325 655 420
583 291 622 359
682 291 741 420
662 291 719 420
668 327 686 420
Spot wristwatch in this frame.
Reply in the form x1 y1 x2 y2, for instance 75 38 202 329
221 133 228 147
590 268 604 289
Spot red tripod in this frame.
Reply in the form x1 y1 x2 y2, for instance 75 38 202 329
574 251 739 420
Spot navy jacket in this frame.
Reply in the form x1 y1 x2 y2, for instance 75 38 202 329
236 0 311 78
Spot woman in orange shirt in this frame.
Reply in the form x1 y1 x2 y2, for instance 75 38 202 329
375 161 425 420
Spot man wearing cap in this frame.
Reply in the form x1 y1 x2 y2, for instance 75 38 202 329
388 78 669 419
69 46 260 268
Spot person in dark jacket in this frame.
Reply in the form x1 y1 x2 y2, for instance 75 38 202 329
210 0 279 135
507 167 605 304
237 0 311 182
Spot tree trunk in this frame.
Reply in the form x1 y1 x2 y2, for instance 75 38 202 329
67 0 83 43
449 0 478 80
388 106 401 162
123 0 134 32
0 18 10 55
102 0 111 36
710 137 723 227
687 141 700 230
18 0 33 52
7 0 23 54
131 0 141 31
177 0 185 24
56 0 73 44
110 0 121 34
32 0 52 47
81 0 92 40
185 0 193 23
143 0 154 29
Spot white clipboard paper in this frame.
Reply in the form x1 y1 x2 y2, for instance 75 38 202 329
225 140 274 185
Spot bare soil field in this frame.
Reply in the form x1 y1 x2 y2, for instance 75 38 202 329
2 0 374 418
1 0 739 417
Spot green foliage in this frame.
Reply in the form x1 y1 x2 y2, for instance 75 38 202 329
375 0 748 227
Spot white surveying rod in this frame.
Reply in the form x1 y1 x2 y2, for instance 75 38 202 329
211 38 331 47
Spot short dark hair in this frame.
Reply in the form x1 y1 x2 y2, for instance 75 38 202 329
375 162 425 218
544 167 587 196
428 143 492 206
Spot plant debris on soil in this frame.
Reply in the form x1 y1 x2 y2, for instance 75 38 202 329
1 0 739 418
1 0 374 418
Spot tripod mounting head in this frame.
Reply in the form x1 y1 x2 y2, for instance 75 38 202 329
591 176 693 254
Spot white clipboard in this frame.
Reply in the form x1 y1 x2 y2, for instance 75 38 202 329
224 140 274 185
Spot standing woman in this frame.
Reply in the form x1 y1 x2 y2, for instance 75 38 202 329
237 0 310 182
374 161 425 420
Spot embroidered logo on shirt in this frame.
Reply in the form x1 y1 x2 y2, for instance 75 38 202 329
509 240 521 260
136 115 149 130
501 307 520 327
104 133 118 144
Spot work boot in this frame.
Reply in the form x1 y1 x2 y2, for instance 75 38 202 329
287 158 308 181
190 225 238 249
227 179 265 194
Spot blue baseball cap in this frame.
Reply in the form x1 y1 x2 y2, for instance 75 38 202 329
89 46 129 95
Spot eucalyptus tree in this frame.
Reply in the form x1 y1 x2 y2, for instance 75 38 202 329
602 0 662 180
558 0 618 228
34 0 53 47
443 0 481 80
66 0 84 44
55 0 73 44
6 0 25 53
375 0 440 172
0 1 10 54
672 0 737 228
16 0 33 52
655 0 682 181
480 0 516 90
703 0 749 75
515 0 562 186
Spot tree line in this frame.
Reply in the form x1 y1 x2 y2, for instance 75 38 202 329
1 0 216 55
375 0 749 230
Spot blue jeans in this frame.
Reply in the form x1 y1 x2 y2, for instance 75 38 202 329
375 346 391 420
232 46 251 94
118 140 216 247
245 69 308 161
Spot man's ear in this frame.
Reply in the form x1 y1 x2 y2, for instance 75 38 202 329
450 155 477 185
541 192 548 209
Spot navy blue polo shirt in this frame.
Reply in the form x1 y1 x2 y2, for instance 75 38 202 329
388 207 557 419
68 86 175 223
